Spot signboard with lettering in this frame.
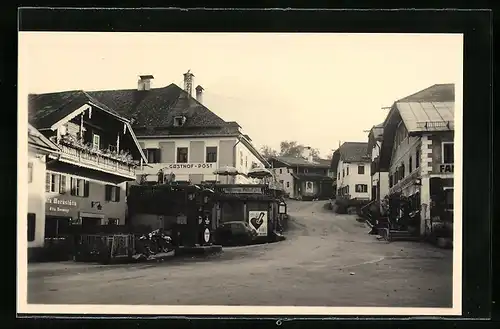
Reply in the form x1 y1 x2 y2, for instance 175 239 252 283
222 187 263 194
439 164 454 173
142 162 216 180
46 197 77 215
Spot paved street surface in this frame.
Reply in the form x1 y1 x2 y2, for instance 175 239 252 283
27 201 453 307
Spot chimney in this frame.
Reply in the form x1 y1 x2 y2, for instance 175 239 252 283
138 75 154 91
183 70 195 97
307 148 314 163
195 85 204 103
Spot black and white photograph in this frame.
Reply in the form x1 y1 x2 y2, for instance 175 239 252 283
18 29 463 316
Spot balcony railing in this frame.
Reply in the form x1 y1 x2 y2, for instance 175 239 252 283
57 138 138 177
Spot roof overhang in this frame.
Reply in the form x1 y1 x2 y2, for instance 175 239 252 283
50 104 92 131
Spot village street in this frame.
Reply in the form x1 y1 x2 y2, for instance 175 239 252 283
27 200 452 307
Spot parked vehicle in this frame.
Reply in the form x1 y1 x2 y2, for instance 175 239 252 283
134 229 174 260
215 221 258 246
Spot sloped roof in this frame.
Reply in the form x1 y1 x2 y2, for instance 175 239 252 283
395 101 454 133
330 142 370 170
28 123 60 152
271 156 330 168
28 90 127 130
28 84 241 137
398 83 455 103
338 142 370 162
85 84 237 136
379 83 455 170
367 123 384 155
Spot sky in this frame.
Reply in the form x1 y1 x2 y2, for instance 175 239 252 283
19 32 463 158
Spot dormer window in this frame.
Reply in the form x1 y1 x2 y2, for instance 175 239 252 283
173 116 187 127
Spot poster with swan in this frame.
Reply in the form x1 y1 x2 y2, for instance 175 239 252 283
248 210 268 236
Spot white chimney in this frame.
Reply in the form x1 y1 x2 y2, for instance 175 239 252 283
195 85 204 103
183 70 195 97
138 75 154 91
302 146 313 163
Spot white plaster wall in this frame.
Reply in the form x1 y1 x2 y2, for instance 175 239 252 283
272 166 295 197
235 142 266 184
27 150 47 248
336 160 371 199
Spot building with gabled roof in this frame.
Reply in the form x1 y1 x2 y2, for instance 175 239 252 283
37 72 268 185
330 142 372 202
268 154 333 200
28 88 148 253
378 83 455 236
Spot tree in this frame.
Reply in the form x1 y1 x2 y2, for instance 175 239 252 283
260 145 278 158
260 140 323 160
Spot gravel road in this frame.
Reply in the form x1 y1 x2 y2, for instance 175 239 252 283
27 200 453 307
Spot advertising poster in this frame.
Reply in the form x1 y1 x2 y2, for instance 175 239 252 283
248 210 268 236
305 181 314 193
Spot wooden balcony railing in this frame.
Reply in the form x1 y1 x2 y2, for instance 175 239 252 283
59 144 136 177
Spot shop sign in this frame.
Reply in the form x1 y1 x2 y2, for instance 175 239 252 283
222 187 263 194
248 210 268 237
203 228 210 243
439 164 454 173
46 197 77 214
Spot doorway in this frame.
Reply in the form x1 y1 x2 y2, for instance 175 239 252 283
45 216 71 237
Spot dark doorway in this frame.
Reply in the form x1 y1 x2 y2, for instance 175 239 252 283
45 216 71 237
82 217 101 229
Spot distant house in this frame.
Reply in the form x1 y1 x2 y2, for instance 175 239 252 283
379 83 455 236
77 72 268 184
330 142 371 202
268 154 333 200
367 123 389 209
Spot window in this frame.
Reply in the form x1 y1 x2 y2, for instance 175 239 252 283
401 163 405 178
338 172 340 180
206 147 218 163
105 185 121 202
357 165 365 175
442 142 454 164
173 116 186 127
45 173 66 194
409 156 413 173
342 169 345 177
92 133 100 150
355 184 368 193
27 213 36 242
245 157 248 168
240 151 243 166
279 180 284 186
107 218 119 225
346 166 349 175
286 182 290 188
416 149 420 168
279 168 282 174
177 147 188 163
28 163 33 183
146 148 161 163
70 177 89 197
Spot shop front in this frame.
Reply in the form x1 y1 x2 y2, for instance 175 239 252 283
214 184 279 239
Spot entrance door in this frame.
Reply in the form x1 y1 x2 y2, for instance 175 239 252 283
45 216 71 237
81 217 101 233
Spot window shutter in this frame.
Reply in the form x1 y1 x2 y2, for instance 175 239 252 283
70 178 75 196
116 186 121 202
45 173 51 192
105 185 111 201
59 176 67 194
84 180 90 197
156 148 162 163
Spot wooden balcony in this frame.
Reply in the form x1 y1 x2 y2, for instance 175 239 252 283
58 142 138 179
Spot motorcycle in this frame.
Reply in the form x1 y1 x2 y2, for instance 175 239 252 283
134 229 174 260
